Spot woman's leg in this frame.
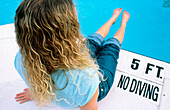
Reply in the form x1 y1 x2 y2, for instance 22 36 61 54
114 10 130 44
96 8 122 38
86 8 122 58
86 33 104 58
97 10 130 101
97 38 121 101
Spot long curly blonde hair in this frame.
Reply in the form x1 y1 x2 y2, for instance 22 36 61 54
15 0 101 108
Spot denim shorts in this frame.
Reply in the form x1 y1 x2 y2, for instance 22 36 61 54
86 33 121 102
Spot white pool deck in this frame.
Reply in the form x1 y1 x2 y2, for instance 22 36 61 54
0 24 170 110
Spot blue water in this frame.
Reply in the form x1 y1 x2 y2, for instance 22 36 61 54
0 0 170 63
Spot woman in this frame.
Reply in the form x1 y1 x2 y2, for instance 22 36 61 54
14 0 130 109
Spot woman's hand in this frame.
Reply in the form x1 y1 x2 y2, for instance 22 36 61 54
15 88 33 104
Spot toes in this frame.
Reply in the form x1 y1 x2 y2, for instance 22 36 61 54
114 9 118 12
114 8 122 13
124 11 128 15
117 8 122 12
123 10 130 16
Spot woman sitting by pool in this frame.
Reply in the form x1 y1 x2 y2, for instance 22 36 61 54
14 0 130 109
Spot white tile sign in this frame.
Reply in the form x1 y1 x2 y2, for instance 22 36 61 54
115 49 167 105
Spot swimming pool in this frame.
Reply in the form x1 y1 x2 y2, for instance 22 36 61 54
0 0 170 63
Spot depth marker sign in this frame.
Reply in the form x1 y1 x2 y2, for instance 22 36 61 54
115 50 166 105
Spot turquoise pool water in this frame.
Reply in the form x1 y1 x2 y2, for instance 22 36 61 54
0 0 170 63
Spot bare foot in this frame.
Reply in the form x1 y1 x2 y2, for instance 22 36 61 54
110 8 122 24
121 10 130 27
15 88 33 104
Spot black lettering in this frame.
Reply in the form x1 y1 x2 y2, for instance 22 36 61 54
123 77 130 90
142 83 148 97
135 81 142 94
145 84 154 99
145 63 155 74
131 58 140 70
129 79 137 92
152 86 159 102
117 75 125 88
156 66 164 78
127 78 159 103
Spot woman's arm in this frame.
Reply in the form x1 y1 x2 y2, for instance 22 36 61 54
79 87 99 110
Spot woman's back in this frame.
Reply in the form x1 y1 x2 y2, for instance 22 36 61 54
14 49 100 109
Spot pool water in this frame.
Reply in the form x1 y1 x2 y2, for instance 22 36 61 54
0 0 170 63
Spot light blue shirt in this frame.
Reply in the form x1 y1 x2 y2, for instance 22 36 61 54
14 50 100 109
